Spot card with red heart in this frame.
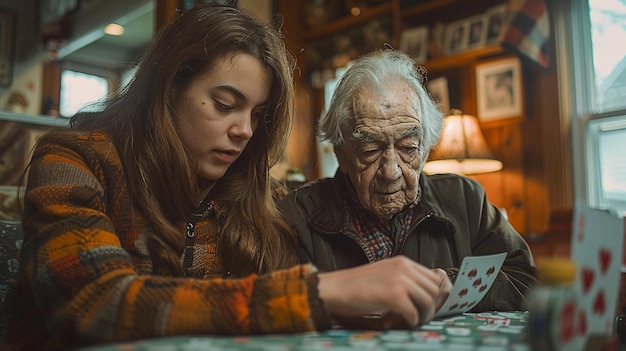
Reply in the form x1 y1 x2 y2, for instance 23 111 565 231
435 252 507 318
571 206 624 341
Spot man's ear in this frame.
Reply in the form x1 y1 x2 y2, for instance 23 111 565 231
334 145 349 173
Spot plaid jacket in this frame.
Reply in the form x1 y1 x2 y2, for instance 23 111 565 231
3 130 329 351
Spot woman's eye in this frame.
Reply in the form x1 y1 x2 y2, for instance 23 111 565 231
215 101 234 112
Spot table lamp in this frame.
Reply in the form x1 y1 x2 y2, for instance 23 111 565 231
424 109 503 175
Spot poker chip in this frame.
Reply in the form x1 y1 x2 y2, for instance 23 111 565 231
446 345 475 351
477 324 500 332
447 336 475 344
324 329 351 337
497 327 524 334
385 342 446 350
446 327 472 336
379 331 411 342
428 320 446 325
420 324 444 330
474 346 509 351
509 343 531 350
446 344 475 351
481 335 509 345
412 331 446 343
348 339 380 348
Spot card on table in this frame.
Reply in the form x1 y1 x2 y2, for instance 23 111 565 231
435 252 507 318
570 206 624 341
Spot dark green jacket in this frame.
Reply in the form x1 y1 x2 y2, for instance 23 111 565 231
279 171 537 312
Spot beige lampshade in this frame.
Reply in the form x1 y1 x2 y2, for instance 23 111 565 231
424 110 503 175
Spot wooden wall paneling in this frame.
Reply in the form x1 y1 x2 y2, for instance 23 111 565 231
458 65 476 114
288 84 319 180
520 4 572 235
498 124 526 233
41 61 62 115
472 123 526 234
471 172 504 206
154 0 179 28
534 64 572 209
520 68 550 235
520 64 567 234
278 0 319 180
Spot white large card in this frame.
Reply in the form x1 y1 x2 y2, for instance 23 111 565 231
435 252 507 318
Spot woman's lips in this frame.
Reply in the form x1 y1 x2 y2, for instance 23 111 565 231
214 149 240 164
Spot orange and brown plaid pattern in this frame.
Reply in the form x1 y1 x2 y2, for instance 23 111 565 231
3 130 330 351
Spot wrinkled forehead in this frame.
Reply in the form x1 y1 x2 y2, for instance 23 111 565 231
350 77 421 132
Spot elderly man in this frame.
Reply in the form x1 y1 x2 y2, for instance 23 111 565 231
280 49 537 314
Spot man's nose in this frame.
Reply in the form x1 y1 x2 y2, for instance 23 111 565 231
379 148 402 180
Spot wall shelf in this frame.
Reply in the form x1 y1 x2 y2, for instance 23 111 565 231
423 44 503 72
400 0 464 18
0 111 70 127
302 2 393 41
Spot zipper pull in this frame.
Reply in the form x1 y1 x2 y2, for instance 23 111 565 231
186 221 195 238
183 220 196 276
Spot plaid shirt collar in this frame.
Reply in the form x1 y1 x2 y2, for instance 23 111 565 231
341 173 421 260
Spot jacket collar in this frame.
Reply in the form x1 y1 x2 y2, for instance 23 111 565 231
308 170 453 235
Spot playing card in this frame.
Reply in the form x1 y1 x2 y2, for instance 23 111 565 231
570 206 624 342
435 252 507 318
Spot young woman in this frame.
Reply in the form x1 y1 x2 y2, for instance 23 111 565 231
3 4 449 350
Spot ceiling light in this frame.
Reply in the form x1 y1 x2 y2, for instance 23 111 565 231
104 23 124 36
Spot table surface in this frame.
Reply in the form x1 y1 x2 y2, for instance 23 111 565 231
79 311 531 351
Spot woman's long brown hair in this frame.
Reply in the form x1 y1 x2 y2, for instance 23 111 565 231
71 4 297 276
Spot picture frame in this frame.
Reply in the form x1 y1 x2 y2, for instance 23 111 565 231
39 0 79 26
443 19 469 56
0 8 16 87
475 56 523 122
466 14 487 50
485 4 508 44
399 25 429 63
427 76 450 115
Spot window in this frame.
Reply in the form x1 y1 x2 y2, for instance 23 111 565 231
59 68 110 118
590 1 626 112
558 0 626 216
587 113 626 212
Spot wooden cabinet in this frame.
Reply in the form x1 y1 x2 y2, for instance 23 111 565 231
278 0 572 236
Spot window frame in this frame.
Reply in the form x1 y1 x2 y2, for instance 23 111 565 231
555 0 626 215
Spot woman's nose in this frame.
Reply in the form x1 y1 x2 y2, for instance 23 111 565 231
230 115 254 140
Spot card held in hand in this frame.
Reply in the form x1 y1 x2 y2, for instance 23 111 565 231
435 252 507 318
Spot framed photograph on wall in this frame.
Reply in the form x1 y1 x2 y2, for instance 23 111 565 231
443 19 468 55
475 56 523 122
400 25 429 63
466 14 487 50
427 76 450 115
0 8 16 87
485 4 507 44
